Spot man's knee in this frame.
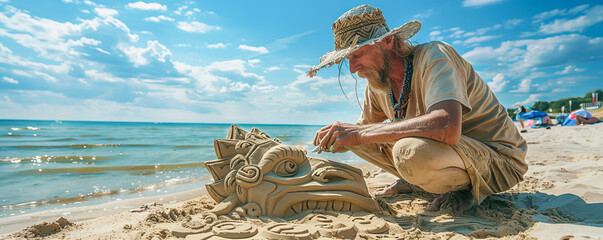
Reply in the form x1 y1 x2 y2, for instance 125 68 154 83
392 137 469 193
392 137 446 175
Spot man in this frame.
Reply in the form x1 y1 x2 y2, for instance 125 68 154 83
307 5 527 212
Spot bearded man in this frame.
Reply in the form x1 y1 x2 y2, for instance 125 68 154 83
308 5 527 212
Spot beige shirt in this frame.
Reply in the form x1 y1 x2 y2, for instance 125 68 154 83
357 41 528 163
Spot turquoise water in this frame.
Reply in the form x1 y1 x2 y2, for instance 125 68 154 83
0 120 364 218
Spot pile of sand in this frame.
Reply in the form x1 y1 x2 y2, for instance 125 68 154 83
9 217 73 239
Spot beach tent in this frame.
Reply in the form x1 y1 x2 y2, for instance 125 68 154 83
517 110 548 120
562 109 592 126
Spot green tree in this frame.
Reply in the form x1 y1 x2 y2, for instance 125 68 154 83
532 101 550 111
507 108 517 119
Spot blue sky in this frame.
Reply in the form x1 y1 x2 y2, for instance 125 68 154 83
0 0 601 124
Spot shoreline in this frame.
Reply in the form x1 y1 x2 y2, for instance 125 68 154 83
0 186 208 235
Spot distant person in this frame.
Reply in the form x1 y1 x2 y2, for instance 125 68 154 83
575 104 601 125
516 106 552 132
562 105 601 126
576 115 600 125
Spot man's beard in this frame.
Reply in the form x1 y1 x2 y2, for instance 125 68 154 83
357 54 391 94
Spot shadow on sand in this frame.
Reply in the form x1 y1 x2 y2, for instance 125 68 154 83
378 191 603 238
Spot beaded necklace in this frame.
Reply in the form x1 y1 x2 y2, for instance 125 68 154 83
388 53 414 121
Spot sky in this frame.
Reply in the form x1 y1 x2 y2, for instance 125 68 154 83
0 0 601 125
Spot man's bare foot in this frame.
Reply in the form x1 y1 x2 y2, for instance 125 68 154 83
426 189 474 212
375 179 413 196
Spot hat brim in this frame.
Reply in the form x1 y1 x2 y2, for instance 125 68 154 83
307 20 421 77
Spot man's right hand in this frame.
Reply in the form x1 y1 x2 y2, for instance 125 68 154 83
313 121 364 153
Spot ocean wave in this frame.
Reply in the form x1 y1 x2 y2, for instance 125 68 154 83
1 155 113 163
9 126 40 131
13 143 155 149
173 145 212 149
4 133 24 137
25 162 206 174
1 176 210 209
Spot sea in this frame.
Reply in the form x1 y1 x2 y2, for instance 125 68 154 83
0 119 364 219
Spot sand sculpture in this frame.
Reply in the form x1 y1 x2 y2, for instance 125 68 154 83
155 125 391 239
204 124 382 218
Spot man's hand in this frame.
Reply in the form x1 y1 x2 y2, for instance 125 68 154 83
313 121 365 153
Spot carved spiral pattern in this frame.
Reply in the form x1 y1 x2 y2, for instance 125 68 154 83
262 223 315 240
236 165 262 189
212 221 258 239
274 159 297 177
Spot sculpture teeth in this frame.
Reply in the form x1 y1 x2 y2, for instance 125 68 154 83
290 200 358 214
290 202 303 214
333 200 344 211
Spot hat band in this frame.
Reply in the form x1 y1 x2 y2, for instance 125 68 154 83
334 21 389 50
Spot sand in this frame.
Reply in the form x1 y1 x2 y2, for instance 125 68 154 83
1 123 602 239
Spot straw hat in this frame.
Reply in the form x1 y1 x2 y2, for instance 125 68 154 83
307 5 421 77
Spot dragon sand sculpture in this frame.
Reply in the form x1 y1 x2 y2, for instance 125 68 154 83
204 124 383 218
144 125 392 239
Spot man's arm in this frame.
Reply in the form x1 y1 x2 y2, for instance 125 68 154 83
313 100 462 152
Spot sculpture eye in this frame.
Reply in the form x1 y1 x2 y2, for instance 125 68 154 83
274 160 297 177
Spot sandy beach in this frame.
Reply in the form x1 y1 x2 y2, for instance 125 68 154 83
1 122 602 240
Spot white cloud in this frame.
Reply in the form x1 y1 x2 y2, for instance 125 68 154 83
514 94 541 106
511 79 531 93
463 35 501 45
535 5 603 35
95 47 110 55
293 64 312 69
229 82 250 91
94 8 118 17
126 1 166 11
429 30 441 36
251 84 278 93
0 7 139 62
206 59 264 80
266 66 280 72
487 73 508 92
0 42 70 74
177 21 218 33
463 34 603 73
412 9 434 19
207 43 226 48
247 59 260 66
238 45 269 54
554 65 585 75
121 40 171 66
83 0 99 7
504 19 522 28
462 0 503 7
84 69 125 82
532 4 590 23
2 76 18 84
32 70 58 83
173 61 227 93
144 15 174 22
